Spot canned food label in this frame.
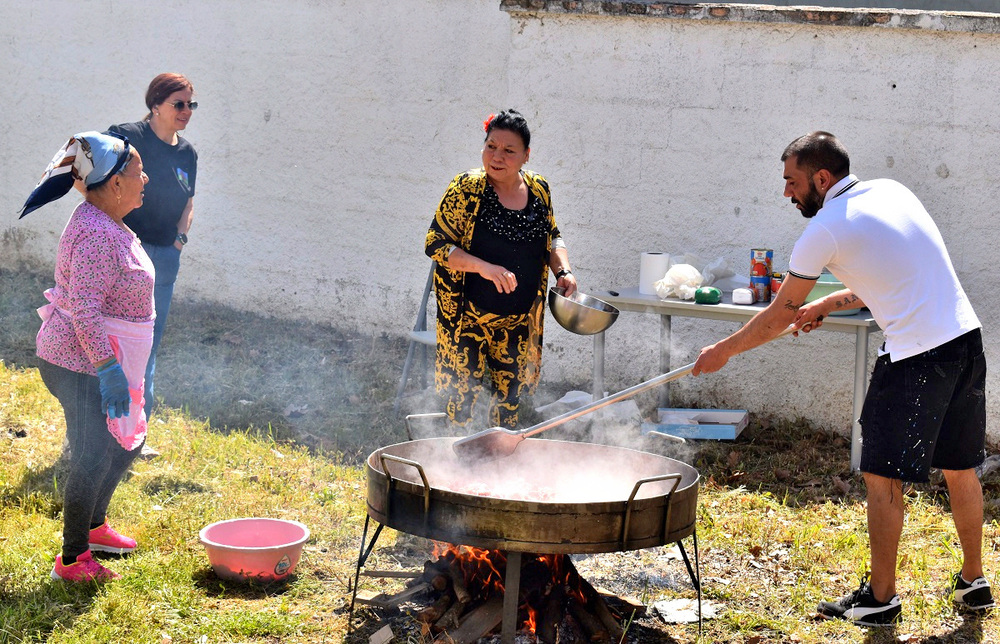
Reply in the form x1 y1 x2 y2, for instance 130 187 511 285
751 249 773 278
750 275 771 303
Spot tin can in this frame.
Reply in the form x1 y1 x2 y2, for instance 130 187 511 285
751 249 773 278
770 272 784 297
750 275 770 303
750 249 773 303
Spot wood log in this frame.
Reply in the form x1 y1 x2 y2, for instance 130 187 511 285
430 573 449 592
519 557 557 602
595 585 646 618
417 593 453 624
362 569 420 579
434 596 503 644
561 611 587 643
448 559 472 605
568 596 610 642
433 598 468 633
576 576 624 642
590 593 625 643
537 585 565 644
353 589 392 608
374 581 430 609
411 559 449 586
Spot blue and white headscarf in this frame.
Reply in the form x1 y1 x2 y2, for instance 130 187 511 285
19 131 131 219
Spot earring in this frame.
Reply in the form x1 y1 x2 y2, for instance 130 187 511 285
117 192 121 205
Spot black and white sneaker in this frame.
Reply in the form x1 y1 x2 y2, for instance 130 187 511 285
952 573 995 611
817 579 902 626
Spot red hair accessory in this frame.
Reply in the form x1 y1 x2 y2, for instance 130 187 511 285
483 113 496 132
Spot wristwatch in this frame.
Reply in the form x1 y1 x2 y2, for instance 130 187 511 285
175 232 188 246
555 268 572 279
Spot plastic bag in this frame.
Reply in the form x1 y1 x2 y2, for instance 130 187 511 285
654 264 703 300
701 256 735 285
669 253 735 286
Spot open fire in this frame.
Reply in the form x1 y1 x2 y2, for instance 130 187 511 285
405 543 628 643
358 436 700 642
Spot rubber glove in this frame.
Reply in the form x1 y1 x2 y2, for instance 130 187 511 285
96 357 130 419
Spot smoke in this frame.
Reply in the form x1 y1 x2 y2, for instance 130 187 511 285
375 435 698 506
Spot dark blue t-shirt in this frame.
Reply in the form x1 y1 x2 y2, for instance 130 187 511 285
107 120 198 247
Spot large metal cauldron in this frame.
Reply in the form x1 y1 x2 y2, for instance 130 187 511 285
365 437 699 554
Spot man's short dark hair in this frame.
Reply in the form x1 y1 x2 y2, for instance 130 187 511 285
781 131 851 178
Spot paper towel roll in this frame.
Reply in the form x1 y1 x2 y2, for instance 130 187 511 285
639 252 670 295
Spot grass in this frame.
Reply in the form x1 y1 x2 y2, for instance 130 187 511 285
2 264 1000 642
1 360 363 643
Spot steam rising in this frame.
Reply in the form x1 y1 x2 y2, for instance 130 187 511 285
391 321 715 504
373 435 698 505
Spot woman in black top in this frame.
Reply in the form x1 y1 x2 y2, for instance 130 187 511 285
425 110 577 429
108 73 198 429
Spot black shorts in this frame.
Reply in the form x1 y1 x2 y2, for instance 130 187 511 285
859 329 987 483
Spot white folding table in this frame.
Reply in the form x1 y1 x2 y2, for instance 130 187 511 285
590 287 882 471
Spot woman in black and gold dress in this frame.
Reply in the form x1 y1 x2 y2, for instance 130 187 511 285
425 109 577 429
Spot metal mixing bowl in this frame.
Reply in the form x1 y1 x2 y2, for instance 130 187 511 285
548 286 620 335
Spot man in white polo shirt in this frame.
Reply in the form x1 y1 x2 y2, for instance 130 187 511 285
692 131 990 626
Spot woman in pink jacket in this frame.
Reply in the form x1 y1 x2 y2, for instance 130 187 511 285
20 131 153 582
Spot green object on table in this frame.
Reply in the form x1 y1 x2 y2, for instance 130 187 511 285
695 286 722 304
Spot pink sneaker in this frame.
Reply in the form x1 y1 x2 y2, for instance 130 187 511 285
89 522 137 554
51 550 120 582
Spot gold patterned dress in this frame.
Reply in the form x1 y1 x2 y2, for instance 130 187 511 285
425 168 561 428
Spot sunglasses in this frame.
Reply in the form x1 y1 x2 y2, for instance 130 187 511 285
168 100 198 111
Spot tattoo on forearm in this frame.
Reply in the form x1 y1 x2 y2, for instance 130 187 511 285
782 298 799 313
834 294 859 309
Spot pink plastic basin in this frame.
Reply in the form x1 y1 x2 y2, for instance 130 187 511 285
199 518 310 583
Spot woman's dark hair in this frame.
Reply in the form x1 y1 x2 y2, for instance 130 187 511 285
144 73 194 120
781 131 850 178
485 109 530 149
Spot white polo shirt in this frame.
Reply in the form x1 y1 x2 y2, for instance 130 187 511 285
789 175 980 361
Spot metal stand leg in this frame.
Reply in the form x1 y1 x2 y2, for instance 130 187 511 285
593 331 605 400
347 514 386 636
675 528 702 636
501 551 522 644
660 315 672 407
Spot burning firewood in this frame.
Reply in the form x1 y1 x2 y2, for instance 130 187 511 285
433 597 468 633
433 596 503 643
378 549 642 643
578 576 625 642
411 559 449 587
560 611 588 642
568 595 611 642
447 559 472 605
417 593 453 624
537 584 565 644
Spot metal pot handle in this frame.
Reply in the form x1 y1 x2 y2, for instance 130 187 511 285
622 473 682 550
379 454 431 520
404 412 447 441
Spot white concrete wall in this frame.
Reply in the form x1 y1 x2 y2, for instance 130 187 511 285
502 9 1000 436
2 2 997 437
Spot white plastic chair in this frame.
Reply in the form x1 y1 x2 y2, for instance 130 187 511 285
393 262 437 413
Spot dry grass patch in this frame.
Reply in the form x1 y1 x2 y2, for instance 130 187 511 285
3 265 1000 643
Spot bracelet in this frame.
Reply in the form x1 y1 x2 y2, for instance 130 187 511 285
555 268 572 279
